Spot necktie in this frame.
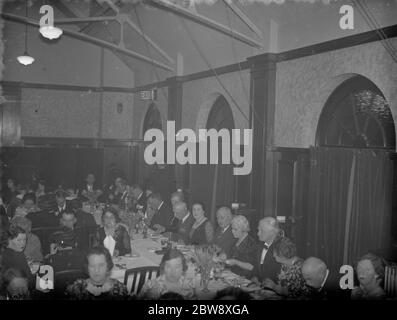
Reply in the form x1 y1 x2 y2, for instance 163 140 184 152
260 243 270 264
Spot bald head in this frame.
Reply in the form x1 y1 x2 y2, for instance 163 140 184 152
173 201 188 220
257 217 280 243
301 257 328 289
216 207 233 229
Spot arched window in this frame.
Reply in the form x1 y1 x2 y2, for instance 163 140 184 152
206 95 235 130
316 75 395 150
142 103 162 137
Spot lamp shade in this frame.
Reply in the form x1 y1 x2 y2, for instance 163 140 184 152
17 52 35 65
39 25 63 40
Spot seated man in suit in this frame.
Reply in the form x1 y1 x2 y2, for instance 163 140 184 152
213 207 236 257
170 191 184 207
301 257 351 300
251 217 282 284
52 190 74 217
26 190 71 229
79 173 102 203
146 193 173 234
165 201 195 244
130 184 147 212
48 211 84 253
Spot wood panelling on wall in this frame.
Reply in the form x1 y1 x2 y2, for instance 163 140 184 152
0 84 21 146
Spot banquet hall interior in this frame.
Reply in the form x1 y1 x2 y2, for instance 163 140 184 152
0 0 397 300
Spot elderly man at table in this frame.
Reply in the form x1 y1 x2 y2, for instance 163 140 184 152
301 257 350 300
146 193 173 234
170 191 184 207
165 202 195 244
213 207 236 257
130 184 147 212
251 217 282 284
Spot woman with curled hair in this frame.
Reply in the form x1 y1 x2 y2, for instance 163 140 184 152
11 216 43 263
262 237 309 299
351 253 386 300
223 215 256 278
66 246 129 300
95 206 131 257
1 225 34 288
189 202 214 245
140 248 195 299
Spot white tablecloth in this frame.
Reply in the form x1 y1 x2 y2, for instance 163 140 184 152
111 237 163 283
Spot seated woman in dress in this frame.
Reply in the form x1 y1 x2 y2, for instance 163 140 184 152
140 248 195 300
351 253 386 300
0 268 31 300
223 215 256 278
262 237 309 299
189 202 214 245
96 207 131 257
10 216 43 263
66 246 129 300
1 225 34 288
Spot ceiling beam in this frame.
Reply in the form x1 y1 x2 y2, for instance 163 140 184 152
56 16 116 25
145 0 263 48
101 0 175 64
1 13 174 72
221 0 263 39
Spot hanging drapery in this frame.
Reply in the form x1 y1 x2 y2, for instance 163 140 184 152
347 149 393 264
306 147 393 271
0 0 5 102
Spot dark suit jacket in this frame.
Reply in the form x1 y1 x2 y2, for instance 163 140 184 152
27 210 60 229
213 226 236 257
252 242 281 283
96 225 131 256
74 209 97 229
133 192 147 212
310 270 351 300
50 201 74 217
150 202 174 229
167 213 195 244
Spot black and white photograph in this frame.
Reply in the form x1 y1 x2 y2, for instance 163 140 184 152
0 0 397 307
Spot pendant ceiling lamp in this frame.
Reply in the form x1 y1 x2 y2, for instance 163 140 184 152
17 0 34 65
39 5 63 40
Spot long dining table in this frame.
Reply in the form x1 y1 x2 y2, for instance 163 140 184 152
110 235 280 300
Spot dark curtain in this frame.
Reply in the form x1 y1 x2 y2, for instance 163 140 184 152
305 147 393 271
347 149 392 264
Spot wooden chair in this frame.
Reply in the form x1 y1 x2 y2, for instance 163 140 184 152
52 269 87 299
123 266 159 295
384 264 397 297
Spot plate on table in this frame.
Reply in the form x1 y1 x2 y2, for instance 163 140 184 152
124 252 140 258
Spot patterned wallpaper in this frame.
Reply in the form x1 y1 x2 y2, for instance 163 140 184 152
275 38 397 148
21 88 134 139
182 70 251 133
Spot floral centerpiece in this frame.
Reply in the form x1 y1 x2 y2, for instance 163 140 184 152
191 245 219 292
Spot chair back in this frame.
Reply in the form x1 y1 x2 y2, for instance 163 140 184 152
124 266 159 295
52 269 87 299
385 264 397 297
